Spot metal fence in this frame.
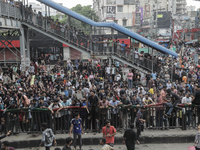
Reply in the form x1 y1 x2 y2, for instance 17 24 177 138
2 104 200 135
0 2 22 20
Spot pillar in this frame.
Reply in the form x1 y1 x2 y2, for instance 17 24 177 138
20 27 30 71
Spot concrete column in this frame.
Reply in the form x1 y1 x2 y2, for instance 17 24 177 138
63 47 70 60
20 28 26 71
20 27 30 71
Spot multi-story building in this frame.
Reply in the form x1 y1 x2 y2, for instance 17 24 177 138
187 5 196 12
168 0 187 15
93 0 136 32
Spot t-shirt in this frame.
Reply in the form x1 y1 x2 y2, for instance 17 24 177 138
121 43 126 50
160 90 166 104
102 126 116 144
123 128 137 143
62 145 71 150
182 76 187 83
101 144 113 150
127 72 133 80
70 118 82 134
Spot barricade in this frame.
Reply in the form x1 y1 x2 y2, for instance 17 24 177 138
2 104 200 134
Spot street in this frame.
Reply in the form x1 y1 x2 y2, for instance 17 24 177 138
19 143 194 150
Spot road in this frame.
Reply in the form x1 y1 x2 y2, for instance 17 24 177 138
19 143 194 150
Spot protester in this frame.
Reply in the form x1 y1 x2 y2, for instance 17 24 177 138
123 123 140 150
69 113 84 150
102 120 117 147
194 124 200 150
1 141 15 150
100 138 114 150
62 137 73 150
39 123 57 150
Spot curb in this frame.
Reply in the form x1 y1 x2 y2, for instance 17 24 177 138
9 135 195 149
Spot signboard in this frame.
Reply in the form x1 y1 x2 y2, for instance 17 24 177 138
154 11 171 28
107 0 116 4
135 13 141 25
106 6 116 20
157 14 163 18
124 0 135 5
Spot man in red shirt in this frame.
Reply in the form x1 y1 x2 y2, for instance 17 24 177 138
102 120 117 147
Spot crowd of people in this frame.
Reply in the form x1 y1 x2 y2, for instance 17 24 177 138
0 44 200 136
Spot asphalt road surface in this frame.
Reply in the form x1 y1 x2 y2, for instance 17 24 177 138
19 143 194 150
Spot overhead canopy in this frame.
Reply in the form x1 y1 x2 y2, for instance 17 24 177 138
37 0 178 57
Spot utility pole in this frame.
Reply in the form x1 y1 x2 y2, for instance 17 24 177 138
156 0 158 40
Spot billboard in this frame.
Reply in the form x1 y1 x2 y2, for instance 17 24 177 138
154 11 171 28
106 6 116 20
107 0 116 5
124 0 135 5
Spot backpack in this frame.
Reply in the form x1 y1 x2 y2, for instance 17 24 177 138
45 129 54 145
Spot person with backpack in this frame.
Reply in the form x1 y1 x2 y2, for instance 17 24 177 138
39 123 57 150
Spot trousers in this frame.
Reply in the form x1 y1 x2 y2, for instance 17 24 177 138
73 133 82 149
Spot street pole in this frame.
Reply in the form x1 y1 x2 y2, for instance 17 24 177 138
155 0 158 41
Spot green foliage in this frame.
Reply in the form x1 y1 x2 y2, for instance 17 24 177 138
51 4 99 35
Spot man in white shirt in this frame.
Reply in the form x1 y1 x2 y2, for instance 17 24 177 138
67 58 71 71
66 80 72 87
60 23 65 37
103 38 108 54
134 48 139 64
105 65 111 76
60 70 65 79
182 93 192 126
115 72 121 81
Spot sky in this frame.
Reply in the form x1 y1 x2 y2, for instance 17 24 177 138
30 0 200 10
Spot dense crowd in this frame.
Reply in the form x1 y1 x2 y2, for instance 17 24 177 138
2 0 200 135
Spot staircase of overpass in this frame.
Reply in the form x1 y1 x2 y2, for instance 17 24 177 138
0 0 177 73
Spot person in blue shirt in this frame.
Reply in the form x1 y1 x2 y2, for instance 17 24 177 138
74 59 79 70
121 41 126 56
81 97 90 130
151 71 157 80
64 87 69 97
70 113 84 150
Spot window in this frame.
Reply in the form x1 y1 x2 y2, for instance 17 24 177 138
117 6 123 12
123 20 127 26
114 20 118 24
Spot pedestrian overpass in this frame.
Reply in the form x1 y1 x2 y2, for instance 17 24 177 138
0 0 177 73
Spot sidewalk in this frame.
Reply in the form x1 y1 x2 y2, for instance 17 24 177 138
2 129 196 149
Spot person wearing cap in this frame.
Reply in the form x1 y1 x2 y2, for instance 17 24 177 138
70 113 84 150
102 120 117 147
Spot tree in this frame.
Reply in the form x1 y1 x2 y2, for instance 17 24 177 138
71 4 99 34
52 4 99 35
